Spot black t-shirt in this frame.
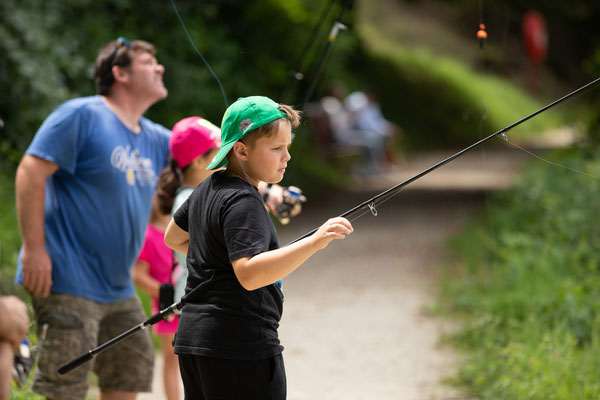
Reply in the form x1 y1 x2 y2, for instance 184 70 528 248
172 171 284 360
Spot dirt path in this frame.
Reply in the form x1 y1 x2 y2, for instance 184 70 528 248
140 145 539 400
276 191 480 400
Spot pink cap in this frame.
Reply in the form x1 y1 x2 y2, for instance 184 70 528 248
169 117 221 168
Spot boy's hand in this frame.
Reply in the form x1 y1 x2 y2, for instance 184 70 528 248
311 217 353 250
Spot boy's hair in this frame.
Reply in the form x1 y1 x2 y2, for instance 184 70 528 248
94 39 156 95
240 104 301 148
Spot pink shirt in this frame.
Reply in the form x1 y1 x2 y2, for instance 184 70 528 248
138 224 179 334
138 224 173 285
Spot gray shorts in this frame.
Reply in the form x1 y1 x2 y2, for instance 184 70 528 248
31 293 154 400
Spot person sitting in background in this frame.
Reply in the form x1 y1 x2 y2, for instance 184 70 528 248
0 295 29 400
320 83 386 179
345 90 403 169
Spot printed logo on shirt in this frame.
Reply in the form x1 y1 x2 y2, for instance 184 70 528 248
110 145 157 186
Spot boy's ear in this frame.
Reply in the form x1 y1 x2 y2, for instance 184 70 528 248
232 141 249 161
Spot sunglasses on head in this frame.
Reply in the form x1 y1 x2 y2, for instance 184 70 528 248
108 36 133 67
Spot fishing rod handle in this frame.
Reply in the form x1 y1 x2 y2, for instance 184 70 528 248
147 302 183 325
58 351 94 375
58 322 145 375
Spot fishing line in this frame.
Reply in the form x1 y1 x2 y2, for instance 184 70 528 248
491 73 600 181
504 138 600 180
350 186 410 220
170 0 229 108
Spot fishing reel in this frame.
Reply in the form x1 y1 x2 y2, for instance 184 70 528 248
13 339 33 388
12 323 47 388
264 184 306 225
276 186 307 225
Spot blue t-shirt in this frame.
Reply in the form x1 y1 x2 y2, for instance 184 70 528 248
16 95 170 302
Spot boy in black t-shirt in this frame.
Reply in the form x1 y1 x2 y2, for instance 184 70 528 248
165 96 353 399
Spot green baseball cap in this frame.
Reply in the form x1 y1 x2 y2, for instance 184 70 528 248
207 96 287 170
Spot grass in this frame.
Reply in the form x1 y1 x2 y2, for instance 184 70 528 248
440 145 600 399
358 23 562 141
0 164 22 295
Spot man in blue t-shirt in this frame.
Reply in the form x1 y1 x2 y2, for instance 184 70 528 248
15 38 170 400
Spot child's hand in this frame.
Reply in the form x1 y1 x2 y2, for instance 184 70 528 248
311 217 353 250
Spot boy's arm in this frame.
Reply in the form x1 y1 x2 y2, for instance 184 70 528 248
16 155 59 297
232 217 352 291
164 218 189 255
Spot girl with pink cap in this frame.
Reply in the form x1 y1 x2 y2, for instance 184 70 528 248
132 116 221 400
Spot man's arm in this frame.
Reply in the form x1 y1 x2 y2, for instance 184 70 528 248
15 155 58 297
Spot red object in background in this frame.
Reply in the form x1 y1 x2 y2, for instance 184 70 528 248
522 10 548 64
476 23 487 49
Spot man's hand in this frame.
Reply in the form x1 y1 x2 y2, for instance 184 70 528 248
263 184 304 221
21 247 53 297
263 184 284 215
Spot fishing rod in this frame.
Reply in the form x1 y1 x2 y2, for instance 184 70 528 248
301 0 352 110
58 303 181 375
288 75 600 245
58 276 214 375
58 77 600 376
58 304 180 375
281 0 336 103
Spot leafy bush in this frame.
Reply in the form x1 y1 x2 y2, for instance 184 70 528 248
0 0 355 169
352 23 563 149
442 145 600 399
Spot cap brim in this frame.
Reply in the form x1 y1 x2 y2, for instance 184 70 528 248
206 141 236 170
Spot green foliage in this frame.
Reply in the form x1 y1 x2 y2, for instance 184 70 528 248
0 165 22 295
352 23 563 149
442 145 600 399
0 0 353 167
